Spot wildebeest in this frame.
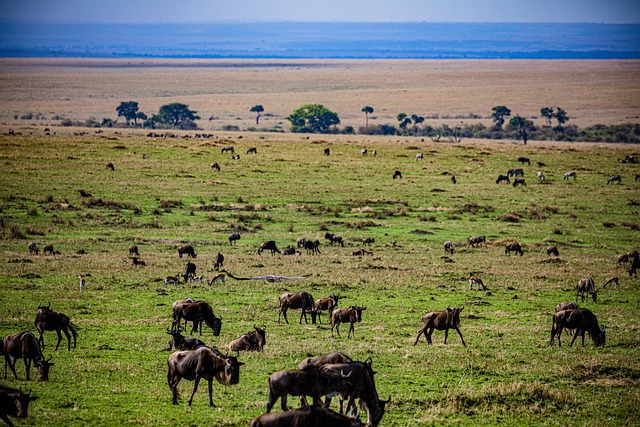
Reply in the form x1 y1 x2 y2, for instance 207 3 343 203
331 306 366 338
362 237 375 246
3 331 54 381
0 385 39 427
282 246 297 255
517 157 531 165
304 240 321 255
278 291 315 324
34 303 78 351
563 171 577 180
451 175 456 184
576 277 597 303
617 253 630 264
28 242 39 255
221 146 235 154
468 275 486 290
184 261 197 283
229 232 241 245
131 257 146 266
512 177 526 187
78 189 92 197
629 252 640 277
496 174 511 184
214 252 224 270
392 170 402 179
258 241 281 255
313 295 341 324
178 245 196 259
324 148 330 156
105 162 115 171
537 171 545 181
555 302 578 312
547 246 559 257
508 168 524 177
228 325 266 352
607 175 622 184
505 242 524 256
172 300 222 336
43 245 54 256
468 236 486 248
247 147 257 155
251 404 365 427
415 153 424 160
211 162 220 171
167 346 243 406
443 240 454 255
361 149 368 156
297 352 353 370
265 365 353 413
324 233 344 247
550 308 606 347
128 245 139 256
414 307 466 346
165 327 206 351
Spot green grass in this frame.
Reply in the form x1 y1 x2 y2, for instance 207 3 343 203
1 131 639 426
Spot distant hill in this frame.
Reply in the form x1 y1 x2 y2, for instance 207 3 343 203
0 21 638 59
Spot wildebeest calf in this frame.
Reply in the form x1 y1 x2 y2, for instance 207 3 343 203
414 307 466 346
331 306 366 338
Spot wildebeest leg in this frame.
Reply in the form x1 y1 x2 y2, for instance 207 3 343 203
37 329 45 350
569 329 581 347
300 396 309 407
299 309 306 324
414 324 427 345
333 322 341 337
348 321 355 338
188 375 201 406
24 358 31 381
63 328 72 351
5 356 18 379
454 327 466 346
54 329 63 351
426 327 435 345
444 328 449 344
207 378 215 406
170 376 181 404
0 413 14 427
281 393 288 411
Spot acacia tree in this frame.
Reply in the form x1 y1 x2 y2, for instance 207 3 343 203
287 104 340 133
148 103 200 129
362 106 374 128
509 115 534 145
554 107 569 126
491 105 511 130
540 107 554 126
116 101 146 126
250 105 264 125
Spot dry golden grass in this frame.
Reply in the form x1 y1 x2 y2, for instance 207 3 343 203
0 58 639 131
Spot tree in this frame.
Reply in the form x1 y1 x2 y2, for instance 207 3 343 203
116 101 144 126
250 105 264 125
149 103 200 129
362 106 374 128
287 104 340 133
540 107 554 126
491 105 511 130
509 115 534 145
554 107 569 126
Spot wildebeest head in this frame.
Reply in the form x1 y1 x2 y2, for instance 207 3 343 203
593 326 606 347
208 315 222 336
352 306 367 322
216 353 244 386
447 306 463 328
35 355 54 381
3 388 39 419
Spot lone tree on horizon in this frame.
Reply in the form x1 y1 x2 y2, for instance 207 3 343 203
250 105 264 125
508 115 534 145
287 104 340 133
491 105 511 131
362 106 374 128
116 101 146 126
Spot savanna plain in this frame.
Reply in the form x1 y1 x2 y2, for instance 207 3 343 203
0 59 639 427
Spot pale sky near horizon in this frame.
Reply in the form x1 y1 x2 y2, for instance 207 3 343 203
1 0 639 24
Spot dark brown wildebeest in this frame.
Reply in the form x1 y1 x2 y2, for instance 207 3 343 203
517 157 531 165
131 257 146 266
628 251 640 277
184 261 197 283
172 300 222 336
512 177 526 187
297 352 352 370
496 174 511 184
297 237 307 248
304 240 321 255
324 148 330 156
278 291 315 324
312 295 341 324
331 306 366 338
211 162 220 171
443 240 454 255
3 331 54 381
128 245 139 256
324 233 344 247
362 237 374 246
229 232 241 245
247 147 257 155
165 327 206 351
78 189 92 197
265 365 352 413
214 252 224 270
228 325 266 352
607 175 622 184
508 168 524 177
392 170 402 179
468 236 486 248
0 385 39 427
576 277 596 303
34 303 78 351
505 242 524 256
547 246 559 257
550 308 606 347
221 146 235 154
167 346 243 406
251 404 365 427
258 241 281 255
414 307 466 346
564 171 577 180
105 162 115 171
43 245 54 256
282 246 297 255
178 245 197 259
28 242 39 255
555 302 578 312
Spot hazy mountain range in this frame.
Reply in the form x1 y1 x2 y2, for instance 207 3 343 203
1 21 638 59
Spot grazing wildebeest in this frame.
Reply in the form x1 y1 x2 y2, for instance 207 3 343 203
228 325 266 352
167 346 243 406
607 175 622 184
414 307 466 346
28 242 39 255
258 241 281 255
576 277 597 303
3 331 54 381
547 246 559 257
0 385 39 427
251 404 365 427
324 148 330 156
43 245 54 256
517 157 531 165
278 291 315 324
512 177 526 187
468 275 486 290
444 240 454 255
508 168 524 177
550 308 606 347
324 233 344 247
247 147 257 155
131 257 146 266
331 306 366 338
172 300 222 336
468 236 486 248
184 261 197 283
297 237 307 248
537 171 545 181
128 245 139 256
415 153 423 160
214 252 224 270
505 242 524 256
221 146 234 154
392 170 402 179
211 162 220 171
312 295 341 324
303 239 321 255
361 149 368 156
362 237 375 246
178 245 196 259
297 352 352 370
496 174 511 184
78 189 92 197
537 161 546 167
34 303 78 351
555 302 578 312
265 365 353 413
563 171 577 180
229 232 241 245
105 162 115 171
165 327 206 351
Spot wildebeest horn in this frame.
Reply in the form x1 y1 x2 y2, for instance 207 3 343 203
381 395 391 403
341 369 352 378
365 357 373 365
46 355 53 362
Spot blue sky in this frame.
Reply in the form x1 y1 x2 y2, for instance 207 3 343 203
2 0 640 24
